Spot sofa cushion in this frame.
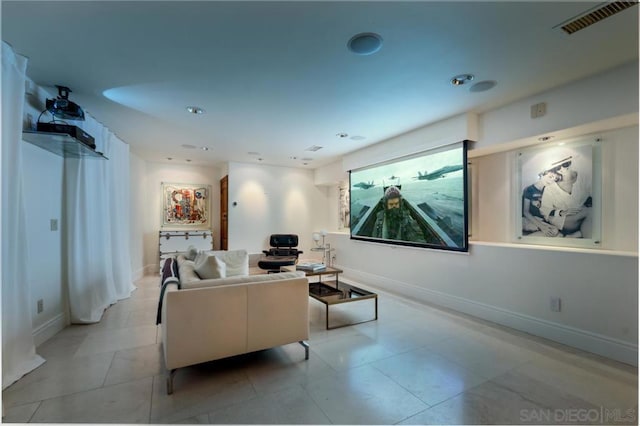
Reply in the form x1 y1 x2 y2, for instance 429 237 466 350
177 259 201 284
207 249 249 277
186 245 199 261
194 254 227 279
181 271 305 290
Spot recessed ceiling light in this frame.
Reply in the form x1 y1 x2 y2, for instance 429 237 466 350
182 144 196 149
538 135 554 142
350 135 366 141
336 132 349 138
469 80 497 93
348 32 383 55
450 74 474 86
186 106 205 114
201 146 209 151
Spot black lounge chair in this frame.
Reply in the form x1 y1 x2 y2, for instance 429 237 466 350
258 234 303 273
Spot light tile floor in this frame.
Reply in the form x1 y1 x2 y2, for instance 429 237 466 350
3 275 637 424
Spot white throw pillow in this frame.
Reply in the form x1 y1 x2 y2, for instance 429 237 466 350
216 249 249 277
186 245 198 261
178 260 201 284
193 250 206 265
194 254 227 279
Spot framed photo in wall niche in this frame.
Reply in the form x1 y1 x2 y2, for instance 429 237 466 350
162 182 210 227
339 184 350 229
515 138 601 248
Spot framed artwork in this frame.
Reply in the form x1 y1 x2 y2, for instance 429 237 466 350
339 183 350 229
350 140 469 252
162 182 210 227
515 138 601 248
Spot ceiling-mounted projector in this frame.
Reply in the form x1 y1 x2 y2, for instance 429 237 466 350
46 85 85 121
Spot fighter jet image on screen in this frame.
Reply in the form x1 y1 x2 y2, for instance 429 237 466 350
413 164 464 181
353 181 375 189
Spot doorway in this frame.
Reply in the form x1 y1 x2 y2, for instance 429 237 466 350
220 175 228 250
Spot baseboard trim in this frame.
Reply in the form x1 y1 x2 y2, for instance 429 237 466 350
132 266 145 281
33 312 68 347
339 266 638 366
143 263 159 277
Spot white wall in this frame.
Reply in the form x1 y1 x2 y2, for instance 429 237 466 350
476 60 638 154
134 161 221 273
21 142 65 344
323 62 639 365
227 162 329 255
21 83 67 345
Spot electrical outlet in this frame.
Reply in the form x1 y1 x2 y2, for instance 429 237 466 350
550 297 561 312
530 102 547 118
50 219 58 231
37 299 44 314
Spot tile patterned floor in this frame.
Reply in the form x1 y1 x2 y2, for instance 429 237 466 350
2 275 637 424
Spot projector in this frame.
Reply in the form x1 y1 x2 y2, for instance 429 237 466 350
45 85 85 121
36 122 96 149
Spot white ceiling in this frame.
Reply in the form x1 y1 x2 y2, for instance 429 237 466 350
3 1 638 169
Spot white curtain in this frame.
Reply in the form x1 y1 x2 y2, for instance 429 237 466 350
1 42 46 389
64 114 134 323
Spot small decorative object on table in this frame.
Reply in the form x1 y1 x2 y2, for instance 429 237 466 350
296 262 326 272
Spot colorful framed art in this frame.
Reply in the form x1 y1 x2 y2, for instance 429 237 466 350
162 182 210 227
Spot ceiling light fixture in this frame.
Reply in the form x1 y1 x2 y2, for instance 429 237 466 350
186 106 205 114
201 146 209 151
348 32 383 55
538 136 554 142
336 132 349 138
450 74 474 86
469 80 497 93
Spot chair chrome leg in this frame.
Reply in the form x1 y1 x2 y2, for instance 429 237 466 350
299 341 309 360
166 369 177 395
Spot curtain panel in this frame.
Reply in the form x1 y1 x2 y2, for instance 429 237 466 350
65 119 134 323
1 42 46 389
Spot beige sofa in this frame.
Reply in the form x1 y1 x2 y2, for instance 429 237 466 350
159 250 310 394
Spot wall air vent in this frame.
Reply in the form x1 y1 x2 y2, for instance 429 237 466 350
304 145 323 152
557 1 638 35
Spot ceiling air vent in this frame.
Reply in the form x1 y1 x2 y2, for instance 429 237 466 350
304 145 323 152
557 1 638 35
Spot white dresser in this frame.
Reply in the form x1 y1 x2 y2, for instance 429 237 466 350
159 230 213 263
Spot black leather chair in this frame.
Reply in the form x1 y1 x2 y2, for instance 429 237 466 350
258 234 303 273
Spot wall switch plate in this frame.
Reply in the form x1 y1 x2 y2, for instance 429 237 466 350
550 297 561 312
37 299 44 314
50 219 58 231
531 102 547 118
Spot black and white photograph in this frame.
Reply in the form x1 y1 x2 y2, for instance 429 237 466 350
516 140 601 247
